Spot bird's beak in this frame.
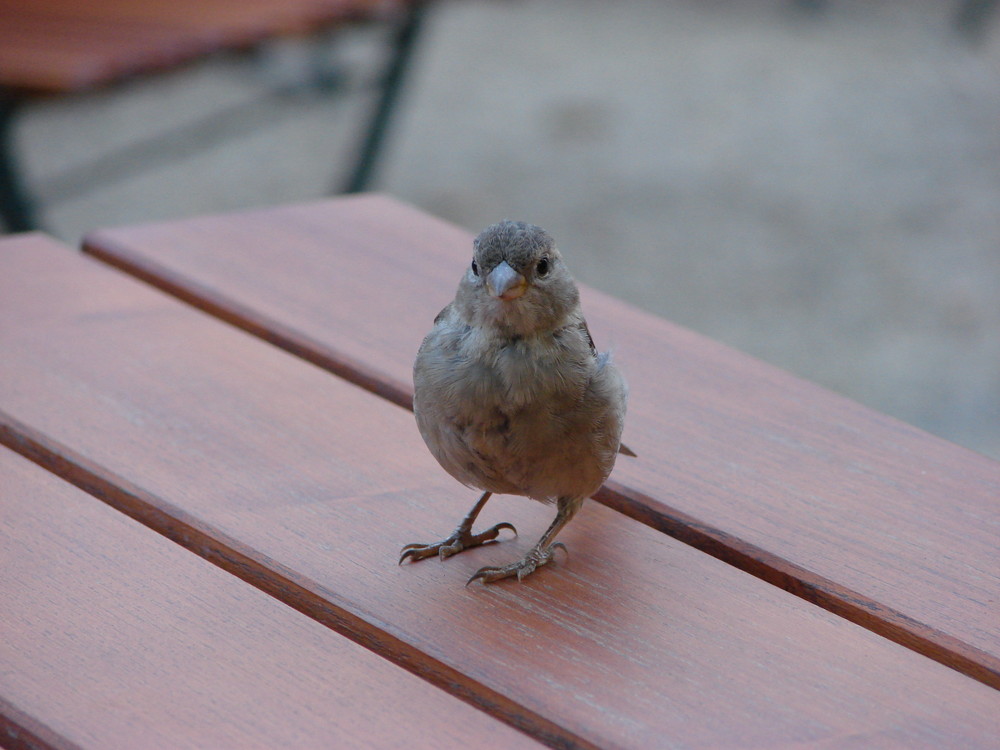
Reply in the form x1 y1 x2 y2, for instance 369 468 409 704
487 261 527 300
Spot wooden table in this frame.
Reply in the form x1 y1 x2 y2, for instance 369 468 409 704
3 195 999 748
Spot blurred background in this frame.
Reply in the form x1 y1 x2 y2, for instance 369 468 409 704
10 0 1000 459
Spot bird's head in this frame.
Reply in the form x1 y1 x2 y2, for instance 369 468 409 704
457 221 580 337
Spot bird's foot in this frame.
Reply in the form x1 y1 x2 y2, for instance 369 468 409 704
399 522 517 565
466 542 568 585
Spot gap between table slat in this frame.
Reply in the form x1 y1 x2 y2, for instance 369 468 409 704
595 479 1000 690
84 233 1000 692
0 411 591 750
82 245 415 411
0 695 85 750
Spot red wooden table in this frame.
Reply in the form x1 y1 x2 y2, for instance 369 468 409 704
2 196 999 748
0 0 423 231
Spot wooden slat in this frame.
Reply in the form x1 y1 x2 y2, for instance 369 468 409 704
3 238 999 747
82 194 1000 690
0 0 392 93
0 446 539 750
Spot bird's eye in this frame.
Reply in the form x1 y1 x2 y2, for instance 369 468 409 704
471 260 479 276
536 257 550 277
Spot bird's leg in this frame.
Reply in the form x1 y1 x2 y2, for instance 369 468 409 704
467 496 581 584
399 491 517 564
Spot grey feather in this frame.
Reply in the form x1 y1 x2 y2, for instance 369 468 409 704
413 221 629 506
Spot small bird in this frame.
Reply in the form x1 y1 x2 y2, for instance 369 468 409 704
400 220 630 584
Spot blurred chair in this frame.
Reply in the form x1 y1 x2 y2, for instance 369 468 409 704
0 0 428 231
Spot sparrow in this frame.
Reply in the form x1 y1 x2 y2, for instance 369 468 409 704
400 220 630 584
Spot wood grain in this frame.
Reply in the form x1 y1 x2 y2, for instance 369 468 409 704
3 237 1000 747
0 445 540 750
83 194 1000 690
0 0 394 93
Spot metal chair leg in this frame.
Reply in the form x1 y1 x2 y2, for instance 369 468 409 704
338 2 427 194
0 94 40 233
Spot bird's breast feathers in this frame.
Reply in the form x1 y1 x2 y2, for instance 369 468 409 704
414 316 620 499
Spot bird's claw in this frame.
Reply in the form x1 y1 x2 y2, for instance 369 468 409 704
466 542 568 585
398 521 517 565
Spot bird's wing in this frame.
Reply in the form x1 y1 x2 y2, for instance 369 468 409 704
579 318 598 357
579 316 636 458
432 302 454 325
